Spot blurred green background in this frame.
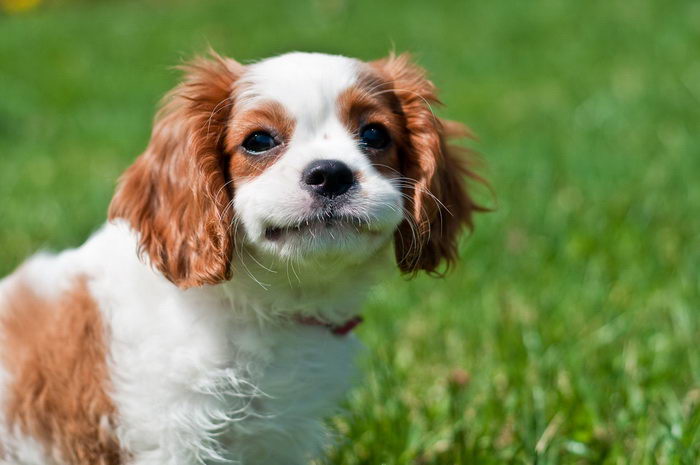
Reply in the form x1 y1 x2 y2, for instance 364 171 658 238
1 0 699 463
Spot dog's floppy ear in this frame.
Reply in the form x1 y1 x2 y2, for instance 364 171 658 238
109 53 243 288
372 53 487 275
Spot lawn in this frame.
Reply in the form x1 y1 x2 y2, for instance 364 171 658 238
1 0 699 463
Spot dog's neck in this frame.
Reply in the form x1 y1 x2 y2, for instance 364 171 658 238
217 243 394 326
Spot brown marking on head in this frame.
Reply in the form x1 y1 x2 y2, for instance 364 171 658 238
0 276 123 464
336 71 402 177
226 100 296 185
109 52 244 288
370 53 489 274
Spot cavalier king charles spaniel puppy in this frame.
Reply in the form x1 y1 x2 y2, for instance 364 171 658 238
0 51 485 464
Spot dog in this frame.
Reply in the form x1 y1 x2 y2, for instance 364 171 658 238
0 51 485 464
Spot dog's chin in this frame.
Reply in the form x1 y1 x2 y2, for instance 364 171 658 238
252 214 395 262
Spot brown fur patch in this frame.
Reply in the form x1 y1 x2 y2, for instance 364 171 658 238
369 53 489 274
109 52 244 288
226 100 296 184
336 71 402 177
1 276 123 464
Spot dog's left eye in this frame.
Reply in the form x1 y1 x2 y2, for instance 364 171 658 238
359 124 391 150
242 131 278 154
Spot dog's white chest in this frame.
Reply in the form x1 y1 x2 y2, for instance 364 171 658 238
121 322 362 465
212 325 361 464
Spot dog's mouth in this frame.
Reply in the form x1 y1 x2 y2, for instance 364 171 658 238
263 214 375 241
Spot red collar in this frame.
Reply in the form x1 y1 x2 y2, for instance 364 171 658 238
295 315 363 336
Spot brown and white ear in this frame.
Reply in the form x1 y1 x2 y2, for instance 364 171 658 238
109 53 243 288
372 53 487 275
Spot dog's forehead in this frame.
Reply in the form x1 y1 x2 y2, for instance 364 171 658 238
238 52 362 122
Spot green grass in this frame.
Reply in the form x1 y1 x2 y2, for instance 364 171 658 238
1 0 699 463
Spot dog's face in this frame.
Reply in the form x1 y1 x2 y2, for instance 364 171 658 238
109 52 484 288
231 53 404 262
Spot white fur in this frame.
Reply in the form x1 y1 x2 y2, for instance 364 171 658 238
0 52 405 464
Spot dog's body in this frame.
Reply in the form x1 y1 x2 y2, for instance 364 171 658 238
0 52 483 464
0 221 367 464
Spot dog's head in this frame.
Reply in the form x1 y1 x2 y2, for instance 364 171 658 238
109 51 486 288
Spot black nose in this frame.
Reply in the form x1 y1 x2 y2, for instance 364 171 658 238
302 159 355 198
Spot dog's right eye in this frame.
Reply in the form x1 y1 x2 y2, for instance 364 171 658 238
242 131 278 154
